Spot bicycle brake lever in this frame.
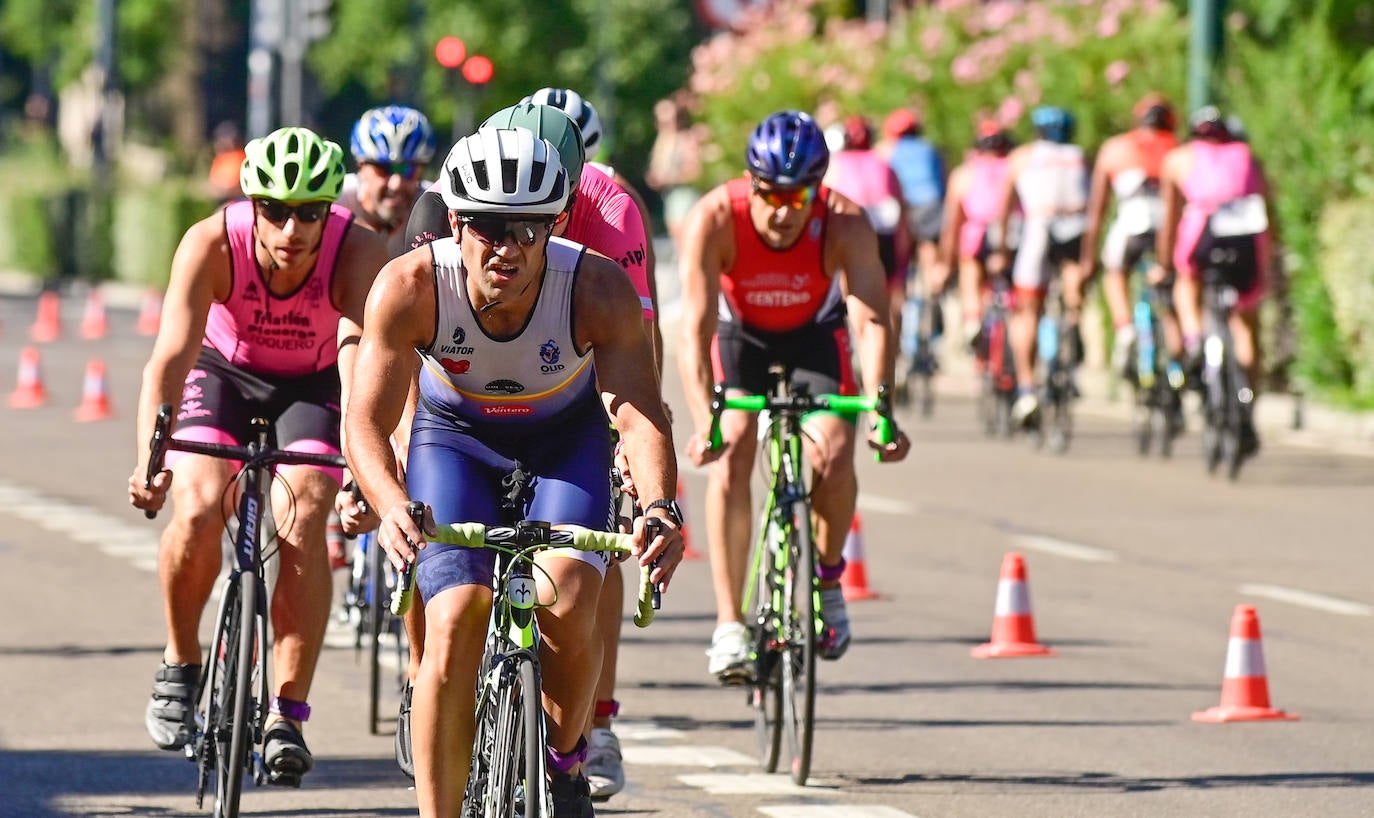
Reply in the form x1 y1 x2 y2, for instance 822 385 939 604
644 517 664 610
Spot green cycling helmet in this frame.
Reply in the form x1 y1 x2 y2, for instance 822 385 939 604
240 127 346 202
481 102 586 186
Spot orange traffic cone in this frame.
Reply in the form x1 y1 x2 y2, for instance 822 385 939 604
80 289 108 339
1192 604 1298 722
677 478 703 560
840 513 879 601
74 358 114 422
971 552 1054 658
8 346 48 408
137 289 162 336
29 291 61 342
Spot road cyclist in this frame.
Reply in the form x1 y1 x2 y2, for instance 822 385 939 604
127 126 390 788
675 109 910 687
345 124 684 818
399 98 662 800
992 105 1090 432
1157 105 1275 473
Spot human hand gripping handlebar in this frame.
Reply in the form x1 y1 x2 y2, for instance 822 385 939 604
142 404 174 519
388 506 662 628
703 383 897 462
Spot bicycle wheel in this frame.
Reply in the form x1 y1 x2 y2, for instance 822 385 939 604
750 520 784 773
195 576 236 808
483 656 543 818
781 498 817 786
214 572 259 818
365 533 384 735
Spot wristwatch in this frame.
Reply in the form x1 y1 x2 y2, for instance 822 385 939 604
643 498 684 527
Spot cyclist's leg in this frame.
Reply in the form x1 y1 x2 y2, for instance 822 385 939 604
585 559 624 796
1010 235 1049 421
406 415 504 818
147 358 245 749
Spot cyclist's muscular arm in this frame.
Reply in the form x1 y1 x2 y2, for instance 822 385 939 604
343 255 430 567
675 188 730 459
1155 148 1187 272
1080 143 1116 275
131 216 228 498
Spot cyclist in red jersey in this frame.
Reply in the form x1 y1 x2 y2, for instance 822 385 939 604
678 110 910 683
128 127 390 783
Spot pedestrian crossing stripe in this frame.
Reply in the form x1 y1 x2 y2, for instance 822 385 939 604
677 773 841 794
624 745 755 767
760 807 917 818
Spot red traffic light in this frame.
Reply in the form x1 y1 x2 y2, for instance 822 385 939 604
435 36 466 69
462 55 494 85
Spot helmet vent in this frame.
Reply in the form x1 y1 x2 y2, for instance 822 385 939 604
501 158 519 194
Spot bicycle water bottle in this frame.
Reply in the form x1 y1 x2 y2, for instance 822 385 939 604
1133 299 1155 387
1037 314 1059 364
900 296 922 359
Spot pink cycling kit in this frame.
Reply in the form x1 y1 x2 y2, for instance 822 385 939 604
959 153 1010 259
564 164 654 318
1174 140 1269 307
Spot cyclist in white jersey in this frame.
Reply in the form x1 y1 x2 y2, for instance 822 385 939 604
345 126 684 818
992 106 1089 426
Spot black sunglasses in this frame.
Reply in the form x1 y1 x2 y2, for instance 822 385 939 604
460 216 553 248
364 161 423 181
254 199 331 225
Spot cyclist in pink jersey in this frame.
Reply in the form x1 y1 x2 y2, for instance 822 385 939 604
127 127 390 783
1158 106 1275 454
823 115 912 356
938 121 1016 344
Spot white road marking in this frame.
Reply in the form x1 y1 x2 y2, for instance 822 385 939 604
615 722 687 741
677 773 841 794
626 745 756 767
0 478 162 568
856 494 918 516
1239 584 1373 617
1012 533 1117 563
760 807 918 818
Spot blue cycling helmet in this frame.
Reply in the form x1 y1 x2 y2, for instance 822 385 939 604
1030 105 1075 144
745 110 830 186
350 105 438 164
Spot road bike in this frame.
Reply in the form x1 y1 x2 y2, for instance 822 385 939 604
976 273 1018 438
705 364 893 785
143 403 348 818
899 278 942 418
1127 273 1185 457
1199 267 1257 480
1030 276 1079 453
388 470 658 818
337 526 409 735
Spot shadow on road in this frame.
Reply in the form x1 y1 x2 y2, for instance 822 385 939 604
849 768 1374 794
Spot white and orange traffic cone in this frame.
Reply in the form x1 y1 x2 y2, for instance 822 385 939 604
971 552 1054 658
74 358 114 422
80 289 108 339
677 478 703 560
8 346 48 408
29 291 61 342
840 513 879 601
137 289 162 336
1192 604 1298 723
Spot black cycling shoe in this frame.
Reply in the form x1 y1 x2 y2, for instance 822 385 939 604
1239 422 1261 458
550 771 596 818
395 681 415 780
145 662 201 751
264 719 314 787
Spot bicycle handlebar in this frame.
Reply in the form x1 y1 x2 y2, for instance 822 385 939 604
389 513 661 629
705 384 896 461
142 402 348 519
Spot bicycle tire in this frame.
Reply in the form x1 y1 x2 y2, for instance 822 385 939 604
366 533 384 735
463 664 499 816
196 575 236 808
782 497 816 786
751 518 784 773
482 656 543 818
215 572 258 818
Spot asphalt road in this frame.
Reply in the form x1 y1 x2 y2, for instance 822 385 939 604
1 289 1372 818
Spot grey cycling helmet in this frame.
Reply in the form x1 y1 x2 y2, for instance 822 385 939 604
481 103 586 186
522 87 603 152
240 127 346 201
439 126 571 217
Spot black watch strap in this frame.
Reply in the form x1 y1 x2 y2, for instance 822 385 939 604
644 498 684 527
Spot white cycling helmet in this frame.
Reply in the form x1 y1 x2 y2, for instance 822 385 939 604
522 87 603 152
439 126 571 217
